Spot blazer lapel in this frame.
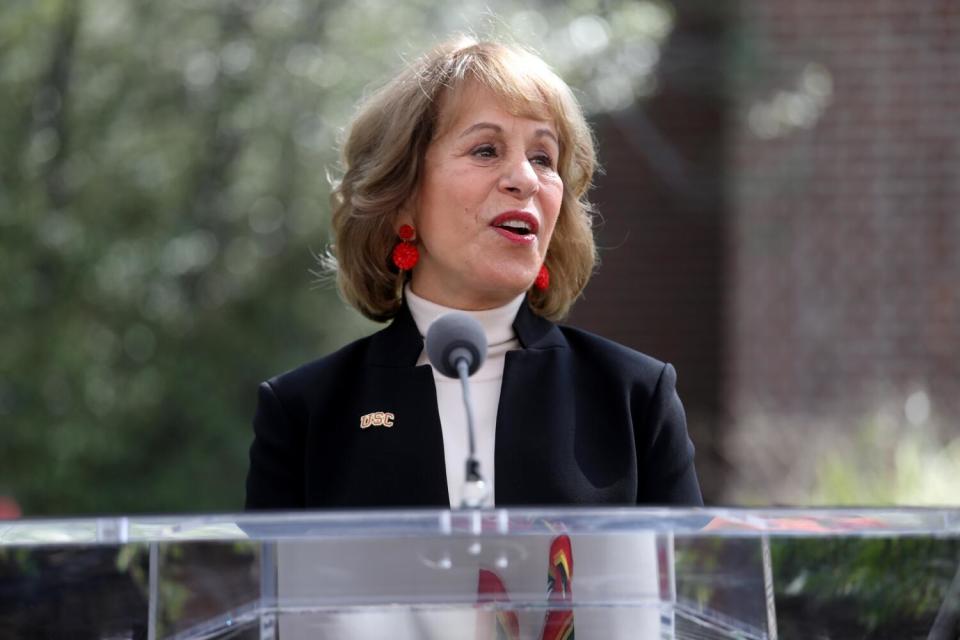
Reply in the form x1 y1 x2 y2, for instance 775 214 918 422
495 303 577 505
346 304 449 507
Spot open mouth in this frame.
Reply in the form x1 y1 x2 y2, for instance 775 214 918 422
494 220 535 237
490 211 539 240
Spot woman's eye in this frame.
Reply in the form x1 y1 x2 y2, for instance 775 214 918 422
471 144 497 158
531 153 554 168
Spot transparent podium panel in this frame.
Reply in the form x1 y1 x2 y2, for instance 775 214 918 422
1 508 959 639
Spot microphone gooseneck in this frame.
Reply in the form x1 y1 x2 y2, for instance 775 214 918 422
425 312 489 509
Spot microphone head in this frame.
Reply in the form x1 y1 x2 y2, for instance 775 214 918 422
425 312 487 378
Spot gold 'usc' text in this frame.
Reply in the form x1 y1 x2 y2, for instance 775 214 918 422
360 412 395 429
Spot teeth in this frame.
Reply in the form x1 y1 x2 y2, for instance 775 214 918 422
500 221 532 232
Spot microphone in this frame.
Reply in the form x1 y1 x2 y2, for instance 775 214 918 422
425 312 489 509
426 312 487 377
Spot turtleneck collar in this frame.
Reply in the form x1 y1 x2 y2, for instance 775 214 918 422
404 284 524 348
365 286 564 367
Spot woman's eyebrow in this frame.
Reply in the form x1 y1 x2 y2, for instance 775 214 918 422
534 128 560 146
458 122 503 138
458 122 559 145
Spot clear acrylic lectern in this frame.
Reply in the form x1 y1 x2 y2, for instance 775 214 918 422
1 508 959 638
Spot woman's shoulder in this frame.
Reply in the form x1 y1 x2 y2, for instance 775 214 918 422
555 323 670 382
263 330 381 397
262 303 423 398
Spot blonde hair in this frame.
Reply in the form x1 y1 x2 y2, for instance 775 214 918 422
327 36 598 322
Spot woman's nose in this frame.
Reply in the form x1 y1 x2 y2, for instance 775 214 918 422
498 155 539 199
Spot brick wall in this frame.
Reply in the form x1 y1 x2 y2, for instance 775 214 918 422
571 1 959 504
726 1 960 500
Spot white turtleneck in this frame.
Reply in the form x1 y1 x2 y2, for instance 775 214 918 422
405 284 524 509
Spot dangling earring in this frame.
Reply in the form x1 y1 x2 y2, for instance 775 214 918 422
391 224 419 271
534 263 550 290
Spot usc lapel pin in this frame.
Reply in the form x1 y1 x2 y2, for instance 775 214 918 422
360 412 394 429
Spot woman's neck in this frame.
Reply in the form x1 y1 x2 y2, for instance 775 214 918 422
405 284 524 347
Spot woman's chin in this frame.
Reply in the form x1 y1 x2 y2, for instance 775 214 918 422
411 264 537 309
469 274 537 306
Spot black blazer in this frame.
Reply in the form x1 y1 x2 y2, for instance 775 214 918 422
245 301 702 509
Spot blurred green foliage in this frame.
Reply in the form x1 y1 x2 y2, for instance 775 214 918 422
1 0 375 514
0 0 675 514
811 415 960 506
675 533 959 636
773 537 959 634
782 417 960 634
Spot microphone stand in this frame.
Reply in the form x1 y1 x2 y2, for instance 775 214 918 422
453 350 489 509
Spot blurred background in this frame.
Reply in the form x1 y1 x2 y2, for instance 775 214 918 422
1 0 957 515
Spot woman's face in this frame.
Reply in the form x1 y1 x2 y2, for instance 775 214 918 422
403 85 563 310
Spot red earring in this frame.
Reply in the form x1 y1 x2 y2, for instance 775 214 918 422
391 224 419 271
534 264 550 290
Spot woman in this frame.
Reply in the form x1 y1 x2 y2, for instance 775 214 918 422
245 37 702 510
